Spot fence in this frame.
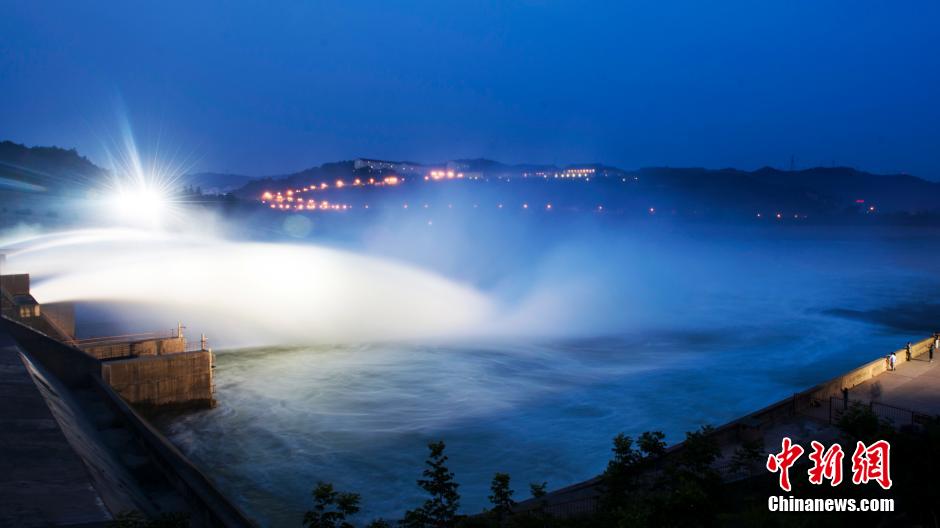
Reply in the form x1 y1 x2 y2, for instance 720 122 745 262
72 329 178 346
828 396 933 429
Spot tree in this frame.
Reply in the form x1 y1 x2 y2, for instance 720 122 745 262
729 437 764 477
402 441 461 528
529 482 547 500
638 431 666 458
303 482 361 528
488 472 515 525
651 425 720 527
837 402 891 443
678 426 719 475
366 520 391 528
601 432 641 509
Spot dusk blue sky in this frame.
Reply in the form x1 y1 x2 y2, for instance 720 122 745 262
1 1 938 177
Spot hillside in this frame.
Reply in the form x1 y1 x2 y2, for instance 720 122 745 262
234 161 940 219
0 140 107 193
183 172 256 195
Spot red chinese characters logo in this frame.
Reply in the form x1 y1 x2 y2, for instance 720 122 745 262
807 441 844 486
766 437 804 492
851 440 892 489
766 438 892 490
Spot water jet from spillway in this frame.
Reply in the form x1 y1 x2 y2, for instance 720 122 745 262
2 228 494 346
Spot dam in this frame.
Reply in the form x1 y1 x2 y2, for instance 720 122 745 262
0 271 251 526
1 272 215 411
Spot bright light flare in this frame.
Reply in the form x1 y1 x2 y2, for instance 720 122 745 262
108 183 172 226
94 115 191 230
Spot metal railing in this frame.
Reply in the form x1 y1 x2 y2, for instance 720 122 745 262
72 329 179 347
829 396 934 428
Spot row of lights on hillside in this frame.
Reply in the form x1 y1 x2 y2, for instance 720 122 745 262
262 171 646 203
261 175 401 201
268 202 620 212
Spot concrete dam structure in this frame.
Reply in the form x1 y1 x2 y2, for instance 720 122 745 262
0 271 252 527
1 273 215 411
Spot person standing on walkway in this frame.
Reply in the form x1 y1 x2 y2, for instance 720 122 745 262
906 341 913 362
931 342 935 363
889 352 897 371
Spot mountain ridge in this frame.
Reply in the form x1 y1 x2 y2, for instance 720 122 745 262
2 140 938 218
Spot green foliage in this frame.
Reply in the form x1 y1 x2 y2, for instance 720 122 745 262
366 519 391 528
302 481 361 528
728 437 764 477
529 482 547 499
600 433 639 512
488 472 516 524
608 433 640 472
601 430 668 511
655 426 721 526
677 425 719 474
637 431 666 458
836 402 891 442
596 426 722 527
402 441 461 528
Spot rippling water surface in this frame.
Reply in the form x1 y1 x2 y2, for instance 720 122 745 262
164 227 940 525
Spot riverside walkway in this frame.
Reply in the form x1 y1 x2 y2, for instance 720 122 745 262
847 350 940 416
0 329 111 527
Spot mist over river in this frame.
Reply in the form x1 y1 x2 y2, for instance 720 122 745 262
161 224 940 525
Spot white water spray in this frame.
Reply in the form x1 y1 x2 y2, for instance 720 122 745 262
3 228 494 346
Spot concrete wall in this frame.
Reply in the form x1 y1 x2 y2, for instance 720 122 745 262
801 336 934 406
83 342 132 360
132 336 186 356
4 316 214 409
101 351 214 409
92 378 255 527
2 316 100 388
3 316 253 526
41 302 75 339
0 274 30 296
84 336 186 360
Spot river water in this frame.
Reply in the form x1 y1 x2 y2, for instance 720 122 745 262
162 225 940 525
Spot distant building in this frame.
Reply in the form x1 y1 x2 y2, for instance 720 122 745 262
354 158 423 173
